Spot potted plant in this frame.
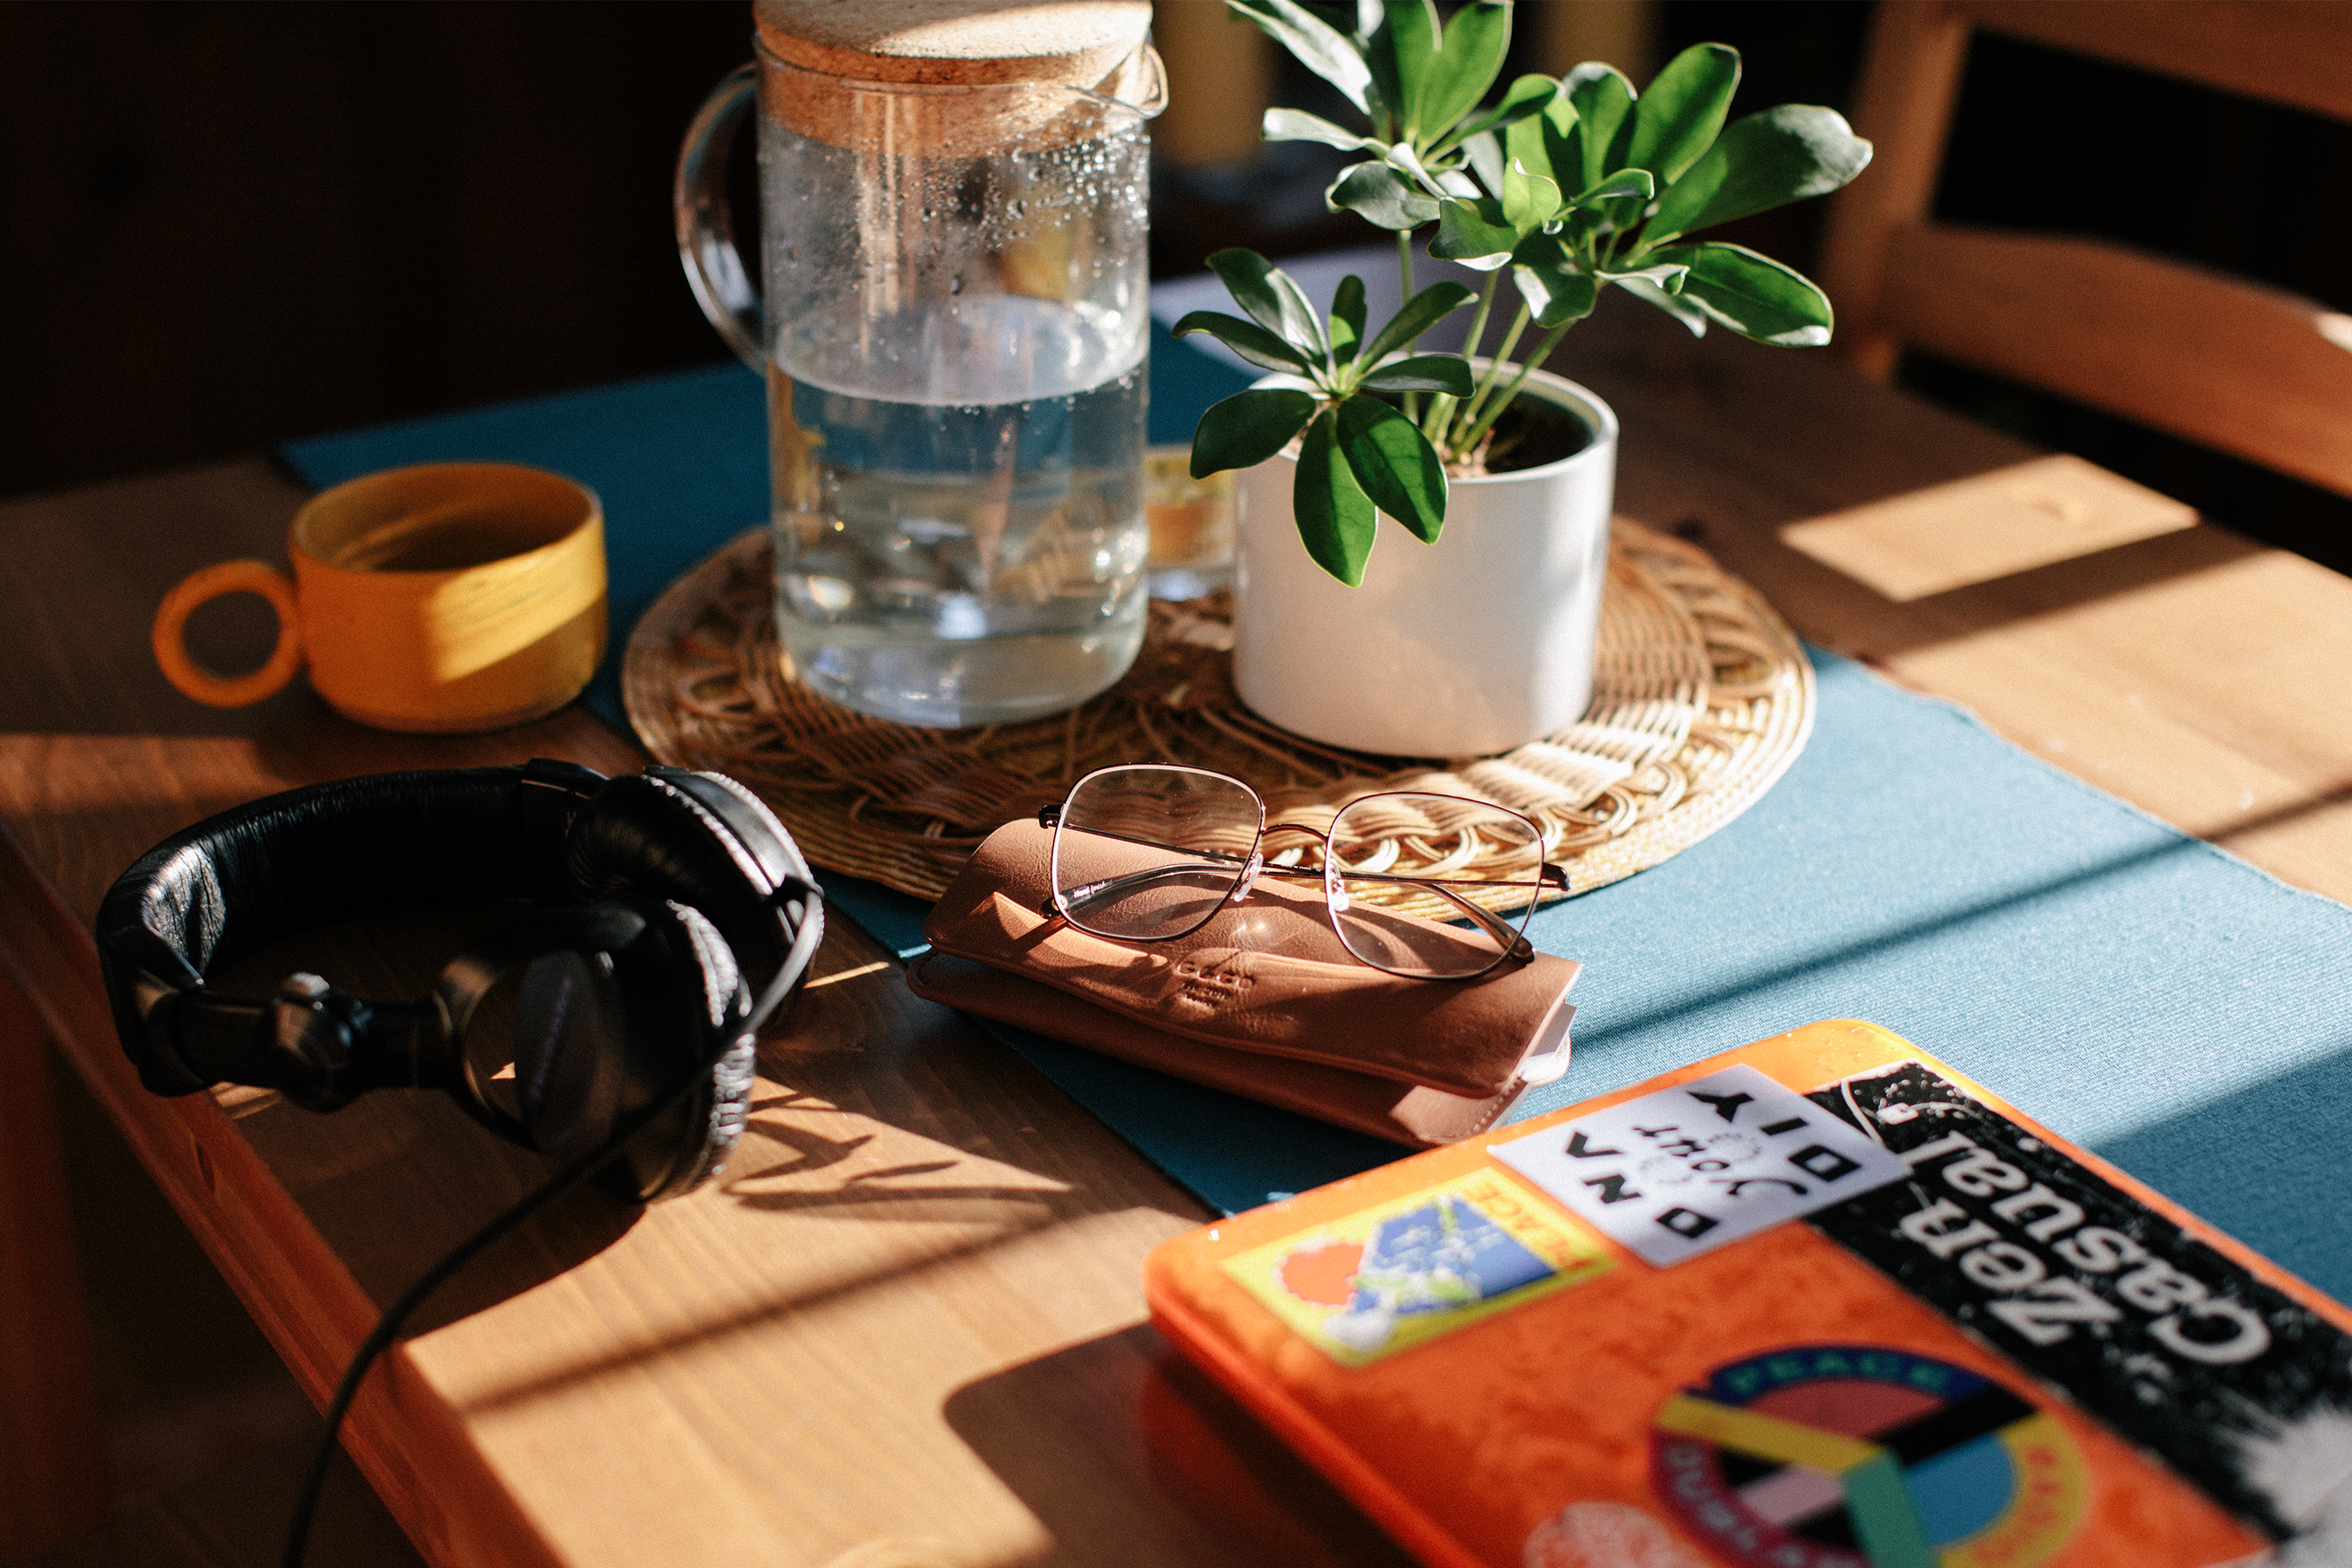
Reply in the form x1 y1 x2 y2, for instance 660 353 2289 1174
1173 0 1871 756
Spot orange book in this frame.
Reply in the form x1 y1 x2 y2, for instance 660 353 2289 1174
1144 1020 2352 1567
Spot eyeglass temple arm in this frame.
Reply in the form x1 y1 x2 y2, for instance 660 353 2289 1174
1035 804 1260 917
1037 859 1248 920
1260 859 1571 958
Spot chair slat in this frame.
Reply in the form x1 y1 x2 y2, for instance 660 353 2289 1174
1815 0 1973 382
1881 223 2352 500
1957 0 2352 123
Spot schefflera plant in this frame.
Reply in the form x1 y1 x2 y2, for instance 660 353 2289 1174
1181 0 1873 586
1173 249 1476 586
1417 42 1875 463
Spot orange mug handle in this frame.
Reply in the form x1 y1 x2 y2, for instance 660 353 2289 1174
152 560 306 707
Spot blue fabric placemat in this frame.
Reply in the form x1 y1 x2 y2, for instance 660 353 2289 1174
282 334 2352 1302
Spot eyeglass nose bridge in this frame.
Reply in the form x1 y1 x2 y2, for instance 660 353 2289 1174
1224 849 1263 910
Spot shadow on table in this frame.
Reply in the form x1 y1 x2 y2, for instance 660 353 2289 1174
207 901 648 1331
2099 1040 2352 1293
412 964 1194 1416
217 1095 645 1338
943 1323 1415 1568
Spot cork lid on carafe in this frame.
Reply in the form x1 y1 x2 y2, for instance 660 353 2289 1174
754 0 1158 152
756 1 1152 85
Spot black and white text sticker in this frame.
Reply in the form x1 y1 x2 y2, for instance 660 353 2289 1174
1490 1064 1909 1267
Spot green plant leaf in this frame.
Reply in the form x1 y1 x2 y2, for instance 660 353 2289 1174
1385 140 1449 198
1364 0 1441 143
1294 409 1379 585
1356 355 1475 395
1624 43 1740 186
1574 168 1657 204
1357 279 1476 365
1642 105 1874 245
1501 112 1551 189
1432 164 1482 198
1598 256 1688 291
1541 88 1581 142
1461 130 1506 193
1566 166 1653 209
1227 0 1373 115
1651 242 1834 345
1170 310 1318 375
1207 249 1328 357
1613 274 1710 335
1502 83 1572 189
1329 274 1368 362
1189 388 1321 478
1261 108 1380 152
1512 226 1571 266
1437 71 1557 156
1562 63 1637 190
1429 196 1517 269
1514 263 1600 328
1417 1 1512 148
1336 393 1446 543
1500 160 1562 235
1326 160 1441 230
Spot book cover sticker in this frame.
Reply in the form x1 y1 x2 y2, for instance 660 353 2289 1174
1492 1064 1912 1267
1645 1341 2087 1568
1220 1167 1613 1366
1804 1060 2352 1557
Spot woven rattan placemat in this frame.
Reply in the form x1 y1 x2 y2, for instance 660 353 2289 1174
622 519 1814 903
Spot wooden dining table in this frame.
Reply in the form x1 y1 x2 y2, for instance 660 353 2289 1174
6 297 2351 1568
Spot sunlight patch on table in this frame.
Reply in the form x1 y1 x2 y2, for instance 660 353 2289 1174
805 959 896 990
1781 454 2195 602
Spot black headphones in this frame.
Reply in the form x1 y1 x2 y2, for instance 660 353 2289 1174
94 759 825 1202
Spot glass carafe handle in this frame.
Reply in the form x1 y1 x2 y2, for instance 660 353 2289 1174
674 64 765 373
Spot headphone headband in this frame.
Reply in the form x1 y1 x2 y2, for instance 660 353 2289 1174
97 760 604 1095
94 759 822 1196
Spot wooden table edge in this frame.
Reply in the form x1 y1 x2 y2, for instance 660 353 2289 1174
0 811 568 1568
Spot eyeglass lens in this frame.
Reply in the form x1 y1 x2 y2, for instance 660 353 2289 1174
1318 792 1547 979
1052 766 1262 941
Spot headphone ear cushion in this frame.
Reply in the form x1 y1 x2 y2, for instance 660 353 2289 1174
512 897 752 1202
564 774 794 993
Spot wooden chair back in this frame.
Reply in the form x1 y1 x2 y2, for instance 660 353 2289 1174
1816 1 2352 500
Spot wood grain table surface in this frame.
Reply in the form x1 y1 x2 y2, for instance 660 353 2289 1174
4 301 2349 1568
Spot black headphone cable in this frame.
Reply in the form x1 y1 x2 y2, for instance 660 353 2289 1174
280 882 825 1568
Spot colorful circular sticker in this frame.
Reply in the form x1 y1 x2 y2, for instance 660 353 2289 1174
1650 1344 2085 1568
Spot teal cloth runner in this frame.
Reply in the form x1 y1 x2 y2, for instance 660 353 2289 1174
284 335 2352 1302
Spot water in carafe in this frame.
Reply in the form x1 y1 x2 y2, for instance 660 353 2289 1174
764 124 1150 727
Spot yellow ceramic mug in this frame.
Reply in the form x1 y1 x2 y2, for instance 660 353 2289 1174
152 463 607 733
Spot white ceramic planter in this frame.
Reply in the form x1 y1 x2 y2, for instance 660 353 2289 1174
1233 363 1619 756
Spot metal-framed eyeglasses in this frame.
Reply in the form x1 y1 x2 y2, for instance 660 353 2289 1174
1036 763 1569 981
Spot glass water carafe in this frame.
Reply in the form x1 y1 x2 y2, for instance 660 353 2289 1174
676 14 1162 727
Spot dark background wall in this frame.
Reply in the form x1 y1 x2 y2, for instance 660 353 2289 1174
0 1 753 500
3 1 2346 564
